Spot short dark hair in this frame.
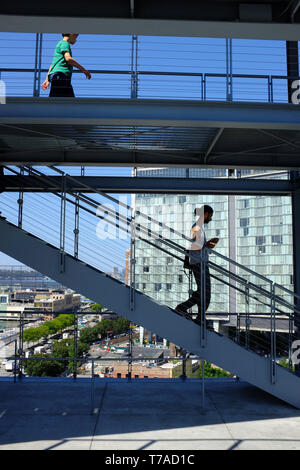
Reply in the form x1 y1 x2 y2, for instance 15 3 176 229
204 205 213 214
62 33 71 37
194 205 213 217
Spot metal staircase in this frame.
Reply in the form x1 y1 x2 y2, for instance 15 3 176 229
1 165 300 408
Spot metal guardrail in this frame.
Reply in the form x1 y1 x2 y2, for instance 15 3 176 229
1 67 299 103
3 354 208 413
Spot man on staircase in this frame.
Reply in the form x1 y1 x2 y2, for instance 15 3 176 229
175 205 219 323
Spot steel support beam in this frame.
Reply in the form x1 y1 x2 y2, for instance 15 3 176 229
0 175 296 195
1 98 300 130
1 150 300 169
0 15 299 41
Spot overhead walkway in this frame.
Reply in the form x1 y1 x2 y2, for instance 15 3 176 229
0 166 300 408
1 98 300 168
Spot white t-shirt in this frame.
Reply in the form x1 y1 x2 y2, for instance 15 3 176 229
189 222 208 265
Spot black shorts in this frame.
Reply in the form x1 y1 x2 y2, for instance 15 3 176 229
49 72 75 97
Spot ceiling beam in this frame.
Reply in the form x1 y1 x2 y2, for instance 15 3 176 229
0 175 296 195
1 98 300 130
1 149 300 168
0 15 299 41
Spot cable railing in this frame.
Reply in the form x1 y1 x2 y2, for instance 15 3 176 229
1 67 299 103
1 33 298 102
0 165 299 379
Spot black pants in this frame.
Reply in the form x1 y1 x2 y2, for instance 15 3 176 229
177 264 211 314
49 72 75 97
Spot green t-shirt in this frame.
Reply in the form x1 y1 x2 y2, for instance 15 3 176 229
49 40 73 78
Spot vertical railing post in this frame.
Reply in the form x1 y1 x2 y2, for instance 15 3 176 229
90 359 95 415
200 73 204 100
245 282 250 349
288 311 294 370
131 35 138 99
74 193 80 259
226 38 233 101
17 166 24 228
73 311 78 380
200 248 207 348
130 206 136 313
270 282 277 384
236 312 241 344
33 33 43 97
201 359 205 413
13 339 17 384
18 310 24 380
268 75 273 103
180 350 187 381
188 268 193 316
128 321 133 380
203 74 207 101
59 174 66 273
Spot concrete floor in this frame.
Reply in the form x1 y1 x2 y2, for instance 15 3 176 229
0 377 300 450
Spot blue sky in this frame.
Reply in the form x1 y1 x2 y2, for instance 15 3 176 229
0 33 292 100
0 33 298 267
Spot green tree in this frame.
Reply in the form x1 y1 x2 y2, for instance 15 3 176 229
52 339 70 358
38 324 52 341
24 354 65 377
91 303 103 313
23 314 75 344
79 327 98 344
24 338 91 377
202 361 230 378
115 317 130 333
54 314 75 331
68 340 90 373
42 320 59 335
23 327 42 343
101 319 115 333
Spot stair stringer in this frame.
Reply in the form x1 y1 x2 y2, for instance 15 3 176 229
1 217 300 408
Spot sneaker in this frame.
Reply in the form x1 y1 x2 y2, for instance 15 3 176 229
175 306 194 321
175 305 188 316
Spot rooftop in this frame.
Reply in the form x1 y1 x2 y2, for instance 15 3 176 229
1 377 300 450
